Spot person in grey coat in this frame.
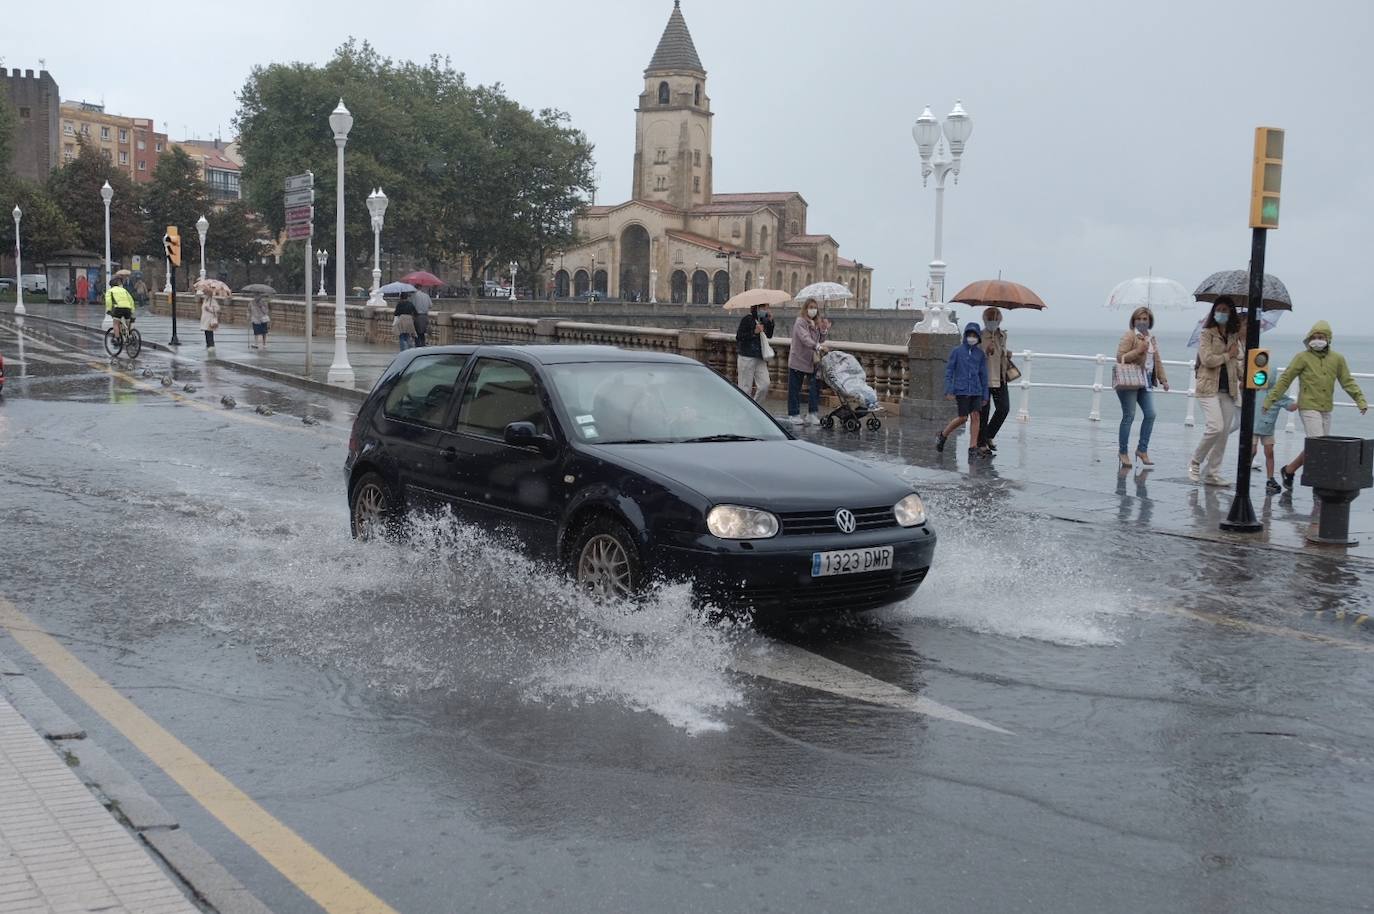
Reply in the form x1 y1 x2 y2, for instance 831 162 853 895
249 295 271 350
411 287 433 346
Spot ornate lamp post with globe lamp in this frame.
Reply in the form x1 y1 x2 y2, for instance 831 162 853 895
100 180 114 330
196 214 209 282
316 248 328 296
508 261 518 301
327 100 355 387
911 100 972 331
365 188 388 309
12 205 24 317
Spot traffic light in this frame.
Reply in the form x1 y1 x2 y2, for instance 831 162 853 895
1249 127 1283 229
163 225 181 266
1246 348 1271 390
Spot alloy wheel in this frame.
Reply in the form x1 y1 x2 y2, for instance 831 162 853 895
352 481 388 540
577 534 633 600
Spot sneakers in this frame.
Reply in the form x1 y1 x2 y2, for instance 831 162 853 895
1266 478 1283 495
785 415 802 426
936 434 947 452
1203 472 1231 487
1188 460 1201 483
803 413 819 427
1281 467 1296 489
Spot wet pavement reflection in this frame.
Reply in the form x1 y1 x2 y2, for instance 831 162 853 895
1 322 1372 914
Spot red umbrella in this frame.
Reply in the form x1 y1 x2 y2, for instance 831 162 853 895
950 278 1047 311
400 271 443 287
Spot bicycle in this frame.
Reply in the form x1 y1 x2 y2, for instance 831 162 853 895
103 314 142 359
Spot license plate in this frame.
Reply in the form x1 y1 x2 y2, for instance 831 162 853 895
811 546 894 577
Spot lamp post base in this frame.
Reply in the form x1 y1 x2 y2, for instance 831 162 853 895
13 303 26 316
327 365 356 387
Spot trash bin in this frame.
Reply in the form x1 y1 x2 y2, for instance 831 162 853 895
1302 436 1374 546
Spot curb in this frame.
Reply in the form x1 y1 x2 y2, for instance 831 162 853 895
0 645 274 914
3 313 368 404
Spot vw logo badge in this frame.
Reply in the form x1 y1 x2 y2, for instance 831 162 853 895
835 508 857 534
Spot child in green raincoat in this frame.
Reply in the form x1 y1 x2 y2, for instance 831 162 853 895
1265 320 1368 489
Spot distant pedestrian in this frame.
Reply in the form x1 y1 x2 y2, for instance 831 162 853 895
132 276 148 307
1189 297 1243 486
937 322 990 459
978 307 1013 454
1115 306 1170 468
411 287 433 346
1252 372 1297 494
199 292 221 356
393 293 418 351
249 294 271 350
1266 320 1368 489
735 302 775 402
787 299 829 425
75 272 89 305
92 277 104 305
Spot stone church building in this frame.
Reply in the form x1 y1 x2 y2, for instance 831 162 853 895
547 2 873 307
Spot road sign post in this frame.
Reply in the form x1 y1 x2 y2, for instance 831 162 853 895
1223 127 1284 534
285 173 315 373
163 226 182 346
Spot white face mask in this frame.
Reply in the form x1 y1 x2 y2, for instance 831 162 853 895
807 308 818 319
1309 339 1329 352
965 335 979 346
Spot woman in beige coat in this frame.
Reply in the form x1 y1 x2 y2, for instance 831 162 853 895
199 293 221 356
978 306 1013 453
1115 307 1170 468
1189 296 1244 485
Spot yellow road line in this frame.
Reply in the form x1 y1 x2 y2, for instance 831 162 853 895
0 598 399 914
1159 605 1374 654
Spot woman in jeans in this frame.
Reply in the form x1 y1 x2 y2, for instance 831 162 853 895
977 306 1012 454
1189 296 1244 486
1115 306 1170 468
787 299 829 425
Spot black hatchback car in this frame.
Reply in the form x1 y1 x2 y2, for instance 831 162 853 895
345 346 937 616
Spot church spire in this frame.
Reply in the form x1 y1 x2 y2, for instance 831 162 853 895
646 1 705 75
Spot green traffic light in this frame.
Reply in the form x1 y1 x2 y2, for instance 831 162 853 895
1261 198 1280 225
1253 370 1268 387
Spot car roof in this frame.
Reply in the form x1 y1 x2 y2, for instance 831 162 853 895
410 344 701 367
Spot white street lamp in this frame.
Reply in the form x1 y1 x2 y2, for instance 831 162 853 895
649 239 659 303
196 214 209 282
508 260 518 301
911 99 973 332
12 205 25 317
316 247 328 296
365 188 388 309
327 99 355 387
100 180 114 329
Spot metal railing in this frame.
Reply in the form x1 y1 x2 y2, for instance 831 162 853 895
1009 349 1374 432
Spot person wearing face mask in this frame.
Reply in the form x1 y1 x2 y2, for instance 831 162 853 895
1265 320 1368 489
735 302 776 402
937 322 990 458
977 307 1012 454
1114 306 1171 468
786 299 829 425
1188 297 1244 486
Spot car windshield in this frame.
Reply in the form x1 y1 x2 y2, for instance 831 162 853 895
546 362 788 444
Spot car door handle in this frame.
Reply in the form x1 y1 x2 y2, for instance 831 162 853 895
441 447 458 462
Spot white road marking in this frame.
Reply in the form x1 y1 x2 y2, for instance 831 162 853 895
733 642 1012 734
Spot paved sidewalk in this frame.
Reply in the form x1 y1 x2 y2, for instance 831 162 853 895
0 694 198 914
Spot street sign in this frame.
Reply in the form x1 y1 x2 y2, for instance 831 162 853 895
284 188 315 208
286 223 313 240
131 255 141 271
285 173 314 192
285 206 313 224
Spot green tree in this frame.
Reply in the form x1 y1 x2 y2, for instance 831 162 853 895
46 138 142 259
140 146 212 260
0 176 79 263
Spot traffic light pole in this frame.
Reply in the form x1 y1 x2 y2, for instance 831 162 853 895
1221 227 1267 532
169 264 181 346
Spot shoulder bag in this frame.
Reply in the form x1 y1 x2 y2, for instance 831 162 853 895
1112 361 1147 390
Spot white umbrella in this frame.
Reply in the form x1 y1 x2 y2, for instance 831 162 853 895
1105 275 1196 312
722 288 790 311
794 281 853 304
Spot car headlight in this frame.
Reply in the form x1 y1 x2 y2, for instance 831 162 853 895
707 505 779 539
894 493 926 527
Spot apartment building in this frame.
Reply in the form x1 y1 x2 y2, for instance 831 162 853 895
58 101 167 184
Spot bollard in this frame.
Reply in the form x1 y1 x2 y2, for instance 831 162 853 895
1302 436 1374 546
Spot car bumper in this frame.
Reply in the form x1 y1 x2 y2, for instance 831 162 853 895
654 525 937 616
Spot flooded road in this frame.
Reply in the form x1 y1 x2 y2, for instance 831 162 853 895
2 320 1372 913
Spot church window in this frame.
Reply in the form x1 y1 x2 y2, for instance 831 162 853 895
788 220 799 235
658 81 670 105
693 149 701 167
654 175 668 191
694 83 701 106
776 270 783 289
760 226 769 251
731 223 741 239
654 147 668 164
693 176 700 192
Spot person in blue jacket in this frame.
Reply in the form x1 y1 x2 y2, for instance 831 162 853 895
937 322 990 458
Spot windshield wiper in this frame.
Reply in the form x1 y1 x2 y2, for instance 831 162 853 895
594 438 660 445
678 434 765 443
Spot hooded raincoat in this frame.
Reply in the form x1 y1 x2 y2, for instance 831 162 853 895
1265 320 1367 413
945 323 989 398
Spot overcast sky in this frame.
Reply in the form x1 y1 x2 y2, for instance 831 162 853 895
6 0 1371 331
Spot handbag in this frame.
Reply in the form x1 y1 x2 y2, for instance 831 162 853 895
1112 361 1147 390
760 336 775 360
1005 359 1022 383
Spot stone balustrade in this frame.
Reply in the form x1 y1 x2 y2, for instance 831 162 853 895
151 293 937 414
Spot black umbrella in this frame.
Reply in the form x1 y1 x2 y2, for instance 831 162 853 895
1194 270 1292 311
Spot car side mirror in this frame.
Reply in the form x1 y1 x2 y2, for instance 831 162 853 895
504 421 556 455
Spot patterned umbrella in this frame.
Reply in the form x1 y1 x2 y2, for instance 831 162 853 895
193 278 232 298
1194 269 1291 311
379 281 418 295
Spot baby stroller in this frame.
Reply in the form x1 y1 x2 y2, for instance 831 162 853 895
816 350 884 432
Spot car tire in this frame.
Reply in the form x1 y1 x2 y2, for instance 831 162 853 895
349 471 400 541
570 516 643 601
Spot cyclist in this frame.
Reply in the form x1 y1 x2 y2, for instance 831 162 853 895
105 274 137 340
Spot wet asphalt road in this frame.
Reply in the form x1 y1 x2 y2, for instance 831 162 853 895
1 320 1373 914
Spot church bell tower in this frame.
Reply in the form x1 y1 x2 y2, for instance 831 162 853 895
633 1 713 210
